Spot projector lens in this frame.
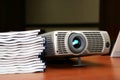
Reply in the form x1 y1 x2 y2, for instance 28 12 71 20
68 33 86 54
72 37 81 48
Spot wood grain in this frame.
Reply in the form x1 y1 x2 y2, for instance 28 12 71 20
0 55 120 80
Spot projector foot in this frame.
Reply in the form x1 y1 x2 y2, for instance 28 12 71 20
73 57 87 67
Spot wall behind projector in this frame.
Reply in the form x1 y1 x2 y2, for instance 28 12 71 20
26 0 100 24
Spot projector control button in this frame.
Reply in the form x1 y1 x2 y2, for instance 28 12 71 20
106 42 110 48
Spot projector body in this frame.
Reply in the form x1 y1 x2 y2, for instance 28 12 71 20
41 31 111 57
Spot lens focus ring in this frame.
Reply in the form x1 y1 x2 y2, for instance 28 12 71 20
68 33 86 54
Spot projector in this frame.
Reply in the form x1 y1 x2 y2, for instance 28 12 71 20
41 30 111 57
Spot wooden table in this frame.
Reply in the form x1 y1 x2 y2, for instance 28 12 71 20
0 55 120 80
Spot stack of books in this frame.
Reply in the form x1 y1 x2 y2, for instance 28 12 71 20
0 29 46 74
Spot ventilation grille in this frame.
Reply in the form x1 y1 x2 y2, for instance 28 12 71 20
44 34 54 55
57 32 68 54
83 32 104 52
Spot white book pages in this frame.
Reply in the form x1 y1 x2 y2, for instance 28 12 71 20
0 57 43 63
0 29 40 36
0 55 40 61
0 36 44 43
0 52 41 59
0 30 40 41
0 60 44 66
0 42 44 49
0 38 45 46
15 36 44 42
0 43 44 51
0 58 45 66
0 29 46 74
0 63 45 68
0 47 44 54
0 66 45 74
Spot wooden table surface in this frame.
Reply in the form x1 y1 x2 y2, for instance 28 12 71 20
0 55 120 80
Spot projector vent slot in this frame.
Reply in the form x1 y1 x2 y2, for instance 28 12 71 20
57 32 68 54
45 34 54 55
83 32 104 52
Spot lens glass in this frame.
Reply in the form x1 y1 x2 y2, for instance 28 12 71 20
72 37 81 48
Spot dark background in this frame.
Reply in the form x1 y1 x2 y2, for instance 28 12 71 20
0 0 120 43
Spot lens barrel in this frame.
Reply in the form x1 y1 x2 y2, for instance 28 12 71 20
68 33 86 54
